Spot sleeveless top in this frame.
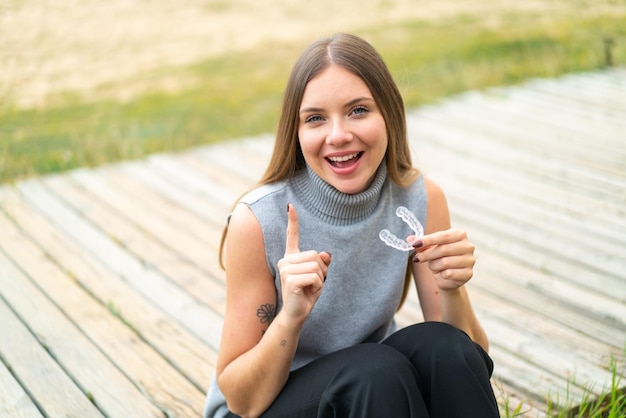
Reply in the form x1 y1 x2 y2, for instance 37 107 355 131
204 161 427 417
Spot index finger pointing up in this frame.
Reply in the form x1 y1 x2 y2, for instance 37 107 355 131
285 203 300 254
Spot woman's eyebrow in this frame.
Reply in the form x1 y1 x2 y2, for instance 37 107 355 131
299 106 323 114
299 96 375 114
344 96 375 107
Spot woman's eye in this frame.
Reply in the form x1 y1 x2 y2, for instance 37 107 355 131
305 115 323 123
351 106 369 116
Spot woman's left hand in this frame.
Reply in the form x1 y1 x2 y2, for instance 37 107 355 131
409 229 475 291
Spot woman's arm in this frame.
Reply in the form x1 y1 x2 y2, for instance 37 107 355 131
410 177 489 352
216 203 330 418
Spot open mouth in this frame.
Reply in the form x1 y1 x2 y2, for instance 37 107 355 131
326 152 363 168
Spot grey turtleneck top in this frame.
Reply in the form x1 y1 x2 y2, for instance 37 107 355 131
204 162 427 418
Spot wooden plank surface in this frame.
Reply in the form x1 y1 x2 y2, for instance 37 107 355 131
0 270 104 417
0 358 43 418
1 68 624 417
0 234 162 417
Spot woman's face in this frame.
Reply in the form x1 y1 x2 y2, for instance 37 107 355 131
297 65 388 194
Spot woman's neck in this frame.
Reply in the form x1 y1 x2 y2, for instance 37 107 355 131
290 161 387 225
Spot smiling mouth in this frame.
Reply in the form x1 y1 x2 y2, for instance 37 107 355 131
326 152 362 168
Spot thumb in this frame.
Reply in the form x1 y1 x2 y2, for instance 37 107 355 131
320 251 332 267
285 203 300 255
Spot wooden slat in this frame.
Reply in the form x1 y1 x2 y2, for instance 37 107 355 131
492 379 548 418
175 151 256 194
190 135 272 185
118 161 227 224
55 170 227 304
0 241 163 417
480 316 614 397
0 186 218 387
412 138 626 250
14 179 223 349
473 254 623 347
146 154 238 207
0 271 104 417
436 87 626 159
408 115 626 299
448 201 626 317
410 114 626 212
474 288 617 377
0 338 43 418
487 347 587 410
0 200 203 416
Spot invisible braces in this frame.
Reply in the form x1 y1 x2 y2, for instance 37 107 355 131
379 206 424 251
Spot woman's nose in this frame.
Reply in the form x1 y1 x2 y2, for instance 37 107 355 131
325 119 353 145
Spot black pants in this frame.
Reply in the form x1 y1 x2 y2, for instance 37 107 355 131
230 322 499 418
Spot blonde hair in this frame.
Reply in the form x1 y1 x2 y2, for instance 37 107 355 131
219 33 418 268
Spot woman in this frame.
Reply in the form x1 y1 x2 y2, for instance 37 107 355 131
205 33 499 418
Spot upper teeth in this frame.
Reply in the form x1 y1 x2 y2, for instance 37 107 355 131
328 153 359 162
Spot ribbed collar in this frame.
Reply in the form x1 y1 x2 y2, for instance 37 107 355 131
291 161 387 225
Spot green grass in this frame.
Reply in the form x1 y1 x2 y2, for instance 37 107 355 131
1 12 625 183
549 356 626 418
500 352 625 417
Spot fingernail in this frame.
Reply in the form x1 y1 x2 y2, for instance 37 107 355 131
412 254 420 263
287 203 290 213
412 240 423 248
326 252 332 259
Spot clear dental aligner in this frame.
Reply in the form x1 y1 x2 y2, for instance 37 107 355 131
379 206 424 251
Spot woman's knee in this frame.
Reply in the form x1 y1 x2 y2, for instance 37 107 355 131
319 344 426 416
322 343 422 398
420 322 475 355
386 321 468 350
384 322 493 376
335 343 416 384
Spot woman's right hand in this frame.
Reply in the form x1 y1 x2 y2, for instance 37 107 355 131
277 204 331 325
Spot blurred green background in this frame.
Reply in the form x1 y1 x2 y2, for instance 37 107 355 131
1 1 624 184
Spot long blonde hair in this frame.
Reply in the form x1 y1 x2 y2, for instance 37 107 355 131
219 33 418 269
